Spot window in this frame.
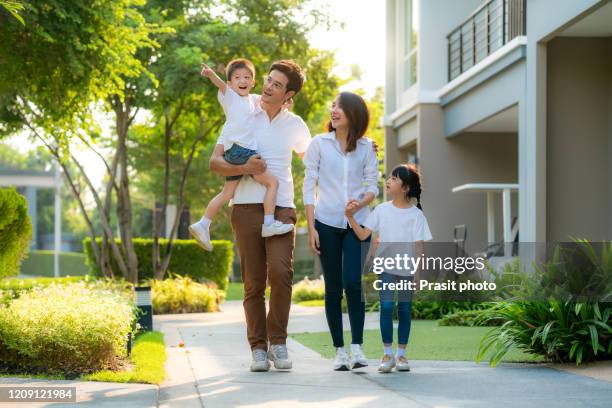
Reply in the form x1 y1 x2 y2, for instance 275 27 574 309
401 0 418 90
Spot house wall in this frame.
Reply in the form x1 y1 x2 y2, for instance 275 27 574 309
418 104 518 250
546 36 612 241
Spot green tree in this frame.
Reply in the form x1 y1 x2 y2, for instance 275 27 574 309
0 0 24 25
0 188 31 278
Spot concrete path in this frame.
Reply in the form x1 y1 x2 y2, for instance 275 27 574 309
155 300 612 408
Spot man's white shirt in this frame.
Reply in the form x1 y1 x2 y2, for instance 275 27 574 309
216 107 311 208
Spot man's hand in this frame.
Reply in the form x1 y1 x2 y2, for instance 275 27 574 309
243 154 267 175
200 63 216 79
309 227 320 255
371 140 379 153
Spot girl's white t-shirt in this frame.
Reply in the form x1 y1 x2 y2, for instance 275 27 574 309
363 201 433 276
217 87 261 151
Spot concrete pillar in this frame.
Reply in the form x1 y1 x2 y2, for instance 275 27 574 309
54 165 61 278
25 186 37 249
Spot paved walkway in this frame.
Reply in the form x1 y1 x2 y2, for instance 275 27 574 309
155 301 612 408
2 300 611 407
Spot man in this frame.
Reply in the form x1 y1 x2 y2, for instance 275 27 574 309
209 60 310 371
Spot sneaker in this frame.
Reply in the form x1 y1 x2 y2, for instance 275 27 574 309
378 354 395 373
350 344 368 369
261 221 294 238
189 221 213 251
396 355 411 372
333 348 350 371
250 349 270 372
268 344 292 370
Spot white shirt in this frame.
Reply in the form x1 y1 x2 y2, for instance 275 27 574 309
217 88 261 151
217 108 311 208
302 132 379 228
364 202 433 276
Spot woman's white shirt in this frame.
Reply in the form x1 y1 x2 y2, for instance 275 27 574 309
303 131 379 228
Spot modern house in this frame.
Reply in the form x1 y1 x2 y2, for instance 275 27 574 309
384 0 612 253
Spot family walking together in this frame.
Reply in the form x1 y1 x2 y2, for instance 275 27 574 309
188 58 432 374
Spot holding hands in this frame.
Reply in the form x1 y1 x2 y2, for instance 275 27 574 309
344 199 361 217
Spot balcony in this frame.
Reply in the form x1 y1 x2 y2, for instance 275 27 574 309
447 0 526 81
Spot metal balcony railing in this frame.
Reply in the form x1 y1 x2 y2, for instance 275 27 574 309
447 0 526 81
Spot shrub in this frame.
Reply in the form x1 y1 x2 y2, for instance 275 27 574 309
0 282 136 374
0 188 32 278
20 250 89 277
83 238 233 289
438 308 503 327
151 275 224 314
292 276 325 302
0 276 87 305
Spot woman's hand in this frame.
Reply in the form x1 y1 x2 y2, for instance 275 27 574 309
309 228 320 255
344 200 360 217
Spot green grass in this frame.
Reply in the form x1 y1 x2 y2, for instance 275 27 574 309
290 320 543 363
83 331 166 384
225 282 244 301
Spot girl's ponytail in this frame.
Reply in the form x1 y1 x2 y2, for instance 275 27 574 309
391 163 424 211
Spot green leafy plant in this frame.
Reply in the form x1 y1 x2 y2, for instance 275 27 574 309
438 308 503 327
84 238 233 290
0 188 32 278
292 276 325 302
151 275 224 314
0 281 136 374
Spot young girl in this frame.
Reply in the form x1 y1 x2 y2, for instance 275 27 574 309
189 59 294 251
345 163 432 373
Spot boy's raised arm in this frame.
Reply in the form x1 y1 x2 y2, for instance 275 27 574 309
201 63 227 94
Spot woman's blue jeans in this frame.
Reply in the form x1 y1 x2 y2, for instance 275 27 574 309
379 272 413 345
316 220 369 347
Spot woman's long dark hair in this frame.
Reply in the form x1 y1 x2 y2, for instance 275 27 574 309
327 92 369 153
391 163 423 210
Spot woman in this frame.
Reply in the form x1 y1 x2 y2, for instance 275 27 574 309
303 91 379 371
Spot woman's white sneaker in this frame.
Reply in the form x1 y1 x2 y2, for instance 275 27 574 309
378 354 396 373
261 221 294 238
350 344 368 369
396 355 411 371
189 221 213 251
333 347 350 371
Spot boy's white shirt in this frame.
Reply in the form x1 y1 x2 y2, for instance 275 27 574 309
217 87 261 151
216 105 311 208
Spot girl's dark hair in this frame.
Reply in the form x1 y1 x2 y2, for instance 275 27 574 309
391 163 423 210
327 92 369 153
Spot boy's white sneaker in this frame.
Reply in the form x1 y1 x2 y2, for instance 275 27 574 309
189 220 213 251
261 221 294 238
333 348 350 371
396 355 411 372
268 344 292 370
350 344 368 369
378 354 396 373
250 349 270 372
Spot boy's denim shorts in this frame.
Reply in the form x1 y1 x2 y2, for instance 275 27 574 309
224 143 258 181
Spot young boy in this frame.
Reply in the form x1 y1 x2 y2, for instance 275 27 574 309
189 59 294 251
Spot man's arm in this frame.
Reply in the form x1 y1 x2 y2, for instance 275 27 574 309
209 144 267 176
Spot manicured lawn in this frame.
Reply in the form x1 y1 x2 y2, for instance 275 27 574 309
225 282 244 301
83 331 166 384
290 320 543 363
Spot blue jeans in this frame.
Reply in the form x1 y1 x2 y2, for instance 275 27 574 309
379 272 413 345
316 220 370 347
224 143 258 181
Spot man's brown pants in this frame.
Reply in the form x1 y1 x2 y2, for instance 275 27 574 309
231 204 296 351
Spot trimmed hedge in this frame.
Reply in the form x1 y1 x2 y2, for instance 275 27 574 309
0 188 32 278
20 250 89 277
83 238 233 290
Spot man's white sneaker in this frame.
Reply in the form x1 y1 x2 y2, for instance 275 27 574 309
250 349 270 372
261 221 294 238
396 355 411 372
350 344 368 369
188 221 213 251
268 344 292 370
333 348 350 371
378 354 396 373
